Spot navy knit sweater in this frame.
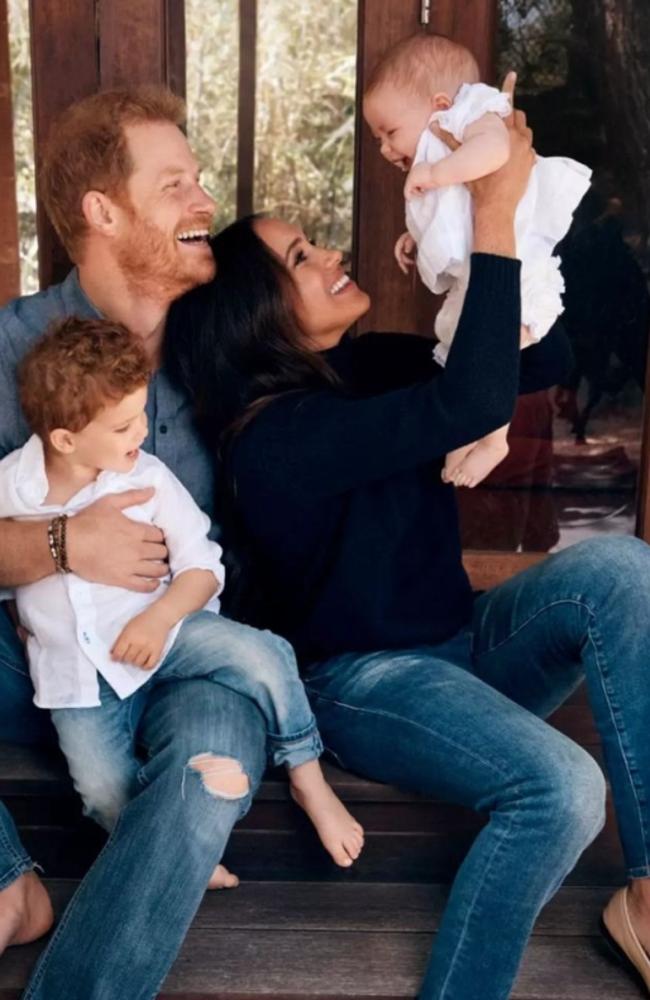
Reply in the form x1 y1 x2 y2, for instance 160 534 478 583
229 254 573 664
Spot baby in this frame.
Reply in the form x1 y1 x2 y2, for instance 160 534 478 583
363 33 591 487
0 317 363 878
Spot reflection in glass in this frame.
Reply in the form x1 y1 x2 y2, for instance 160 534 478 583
459 0 649 553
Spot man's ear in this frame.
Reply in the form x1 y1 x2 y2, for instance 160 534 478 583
81 190 120 237
49 428 76 455
431 92 452 111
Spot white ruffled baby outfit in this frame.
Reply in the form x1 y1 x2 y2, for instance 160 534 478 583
405 82 592 364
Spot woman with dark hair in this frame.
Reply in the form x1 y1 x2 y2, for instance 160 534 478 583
166 113 650 999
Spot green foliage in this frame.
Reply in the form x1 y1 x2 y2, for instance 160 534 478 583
8 0 37 294
8 0 357 295
186 0 357 250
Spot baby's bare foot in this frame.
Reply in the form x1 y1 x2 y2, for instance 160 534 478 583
289 760 364 868
207 863 240 891
0 872 54 955
451 437 509 488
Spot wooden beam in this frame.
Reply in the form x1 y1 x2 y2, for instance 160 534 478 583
0 0 21 304
237 0 257 218
29 0 98 289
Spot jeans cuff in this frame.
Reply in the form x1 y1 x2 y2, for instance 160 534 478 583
0 856 34 892
268 724 324 770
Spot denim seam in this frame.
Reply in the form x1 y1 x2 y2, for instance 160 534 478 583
475 597 594 657
267 720 319 743
305 688 513 781
438 810 516 999
0 656 31 678
585 615 650 872
22 810 128 999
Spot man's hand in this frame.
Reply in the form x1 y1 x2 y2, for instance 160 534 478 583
110 605 171 670
67 488 169 594
394 231 416 274
404 162 438 201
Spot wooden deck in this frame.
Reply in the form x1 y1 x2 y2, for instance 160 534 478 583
0 685 642 998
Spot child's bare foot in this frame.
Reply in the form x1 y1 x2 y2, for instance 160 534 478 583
207 863 240 890
450 436 509 488
289 760 364 867
0 872 54 955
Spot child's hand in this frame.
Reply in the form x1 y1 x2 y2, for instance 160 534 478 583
394 232 416 274
110 607 171 670
404 163 438 200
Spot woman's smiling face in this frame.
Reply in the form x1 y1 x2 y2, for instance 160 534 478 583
253 217 371 351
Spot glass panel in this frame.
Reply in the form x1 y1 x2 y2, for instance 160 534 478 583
254 0 357 252
458 0 649 552
8 0 37 294
186 1 357 250
185 0 239 233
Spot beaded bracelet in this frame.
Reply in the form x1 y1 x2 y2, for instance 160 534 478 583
47 514 71 574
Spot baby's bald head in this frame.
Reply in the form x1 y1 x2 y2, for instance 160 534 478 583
365 33 480 103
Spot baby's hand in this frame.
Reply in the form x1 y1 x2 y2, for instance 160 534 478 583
394 231 416 274
110 607 171 670
404 162 438 200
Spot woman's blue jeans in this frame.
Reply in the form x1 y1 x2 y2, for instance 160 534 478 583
0 603 269 1000
304 536 650 1000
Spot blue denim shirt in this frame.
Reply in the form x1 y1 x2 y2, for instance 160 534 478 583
0 270 216 525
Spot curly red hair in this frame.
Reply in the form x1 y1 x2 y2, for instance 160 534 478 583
19 317 151 438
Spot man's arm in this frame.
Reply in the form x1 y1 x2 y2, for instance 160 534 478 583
0 489 169 592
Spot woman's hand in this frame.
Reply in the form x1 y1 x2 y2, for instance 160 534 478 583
470 71 535 257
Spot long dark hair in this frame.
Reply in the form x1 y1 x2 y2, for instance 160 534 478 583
165 214 339 445
164 214 341 621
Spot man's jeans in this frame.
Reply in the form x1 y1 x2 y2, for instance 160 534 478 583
0 605 268 1000
50 611 322 831
305 536 650 1000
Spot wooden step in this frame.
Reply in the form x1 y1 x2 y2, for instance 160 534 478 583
0 881 643 999
0 736 626 886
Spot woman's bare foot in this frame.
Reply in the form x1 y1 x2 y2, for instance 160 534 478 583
207 863 240 891
289 760 364 867
0 872 54 955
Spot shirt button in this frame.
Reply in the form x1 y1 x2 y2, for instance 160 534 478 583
159 424 168 434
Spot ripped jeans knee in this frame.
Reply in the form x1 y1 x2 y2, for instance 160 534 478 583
184 753 250 802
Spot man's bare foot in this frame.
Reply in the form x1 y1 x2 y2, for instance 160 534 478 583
0 872 54 956
207 863 240 891
450 437 509 488
289 760 364 867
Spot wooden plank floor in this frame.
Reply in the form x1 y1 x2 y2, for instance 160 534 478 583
0 882 642 999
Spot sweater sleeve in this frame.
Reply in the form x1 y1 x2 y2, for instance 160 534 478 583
518 319 575 394
234 253 521 500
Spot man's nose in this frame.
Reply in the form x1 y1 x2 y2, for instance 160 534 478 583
191 183 217 216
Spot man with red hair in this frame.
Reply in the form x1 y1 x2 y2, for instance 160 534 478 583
0 85 268 1000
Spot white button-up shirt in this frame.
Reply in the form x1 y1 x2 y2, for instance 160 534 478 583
0 435 224 709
